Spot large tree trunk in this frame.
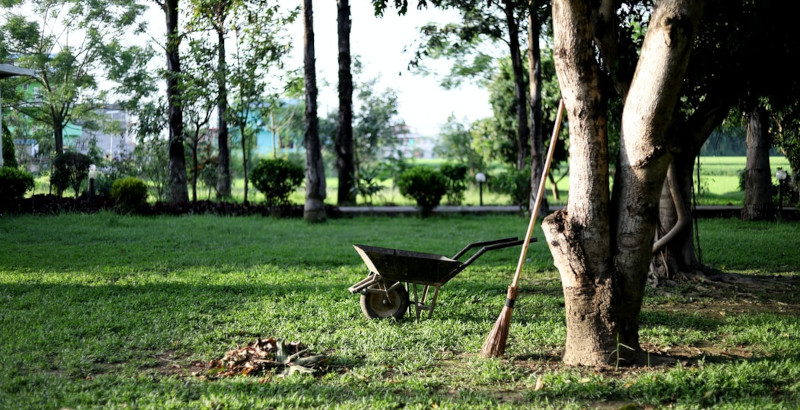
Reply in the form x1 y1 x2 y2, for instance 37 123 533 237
303 0 326 222
503 0 530 170
544 0 702 367
164 0 188 205
216 27 232 199
336 0 355 206
527 8 547 215
741 106 774 220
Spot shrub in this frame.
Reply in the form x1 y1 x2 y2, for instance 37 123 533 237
439 163 469 205
51 152 91 197
111 177 148 213
0 166 34 212
250 158 304 206
351 165 385 205
490 165 531 213
2 130 19 168
397 166 447 217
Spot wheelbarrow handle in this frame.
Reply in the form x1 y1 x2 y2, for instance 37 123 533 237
458 237 537 269
451 237 521 260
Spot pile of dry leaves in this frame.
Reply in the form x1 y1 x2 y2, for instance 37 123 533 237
201 338 329 379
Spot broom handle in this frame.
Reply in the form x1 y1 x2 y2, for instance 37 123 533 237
511 99 565 288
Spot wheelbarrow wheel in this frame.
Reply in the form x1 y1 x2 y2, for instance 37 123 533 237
360 282 409 320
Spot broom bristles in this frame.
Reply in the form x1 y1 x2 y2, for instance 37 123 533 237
479 286 518 358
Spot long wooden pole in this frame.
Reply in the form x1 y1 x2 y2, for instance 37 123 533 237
479 98 565 358
511 98 565 287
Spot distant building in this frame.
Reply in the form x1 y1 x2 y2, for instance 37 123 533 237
72 105 136 160
389 124 438 159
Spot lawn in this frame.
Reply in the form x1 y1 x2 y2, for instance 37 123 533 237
30 155 792 208
1 213 798 409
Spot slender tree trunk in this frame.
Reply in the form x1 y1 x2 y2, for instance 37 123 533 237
543 0 702 367
503 0 530 170
53 120 64 155
240 125 249 205
0 88 3 168
51 101 65 154
742 106 774 220
336 0 356 206
650 101 731 283
216 27 232 199
165 0 188 204
527 8 547 215
303 0 326 222
192 134 199 203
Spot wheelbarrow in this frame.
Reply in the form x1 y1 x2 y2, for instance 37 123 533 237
348 237 535 319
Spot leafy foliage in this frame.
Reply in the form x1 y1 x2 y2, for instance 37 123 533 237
50 151 91 197
110 177 148 214
490 164 531 213
250 158 304 206
2 125 18 168
353 78 402 167
397 165 447 216
0 166 34 212
0 0 150 152
351 165 385 205
439 162 468 205
433 115 484 173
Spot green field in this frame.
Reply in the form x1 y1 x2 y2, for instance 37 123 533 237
1 214 798 408
26 155 792 208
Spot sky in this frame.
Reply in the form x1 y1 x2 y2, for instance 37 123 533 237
141 1 492 137
287 2 492 136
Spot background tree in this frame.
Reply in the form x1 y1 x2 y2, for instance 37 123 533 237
433 114 483 174
1 0 148 154
189 0 235 199
155 0 189 204
181 37 217 203
352 78 401 169
260 95 303 157
227 2 296 205
526 0 554 214
651 0 799 280
302 0 326 222
130 98 170 202
404 0 531 170
336 0 356 206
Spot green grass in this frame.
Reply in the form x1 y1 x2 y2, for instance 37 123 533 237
27 155 792 208
1 214 798 408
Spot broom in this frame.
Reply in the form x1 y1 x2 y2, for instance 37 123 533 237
479 98 565 358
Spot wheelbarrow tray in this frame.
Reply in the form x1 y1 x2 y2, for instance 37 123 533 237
353 244 463 287
349 237 534 319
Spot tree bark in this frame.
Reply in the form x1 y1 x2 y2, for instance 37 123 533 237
527 8 547 215
544 0 703 367
216 26 232 199
303 0 326 222
544 0 615 367
164 0 188 204
650 101 731 283
336 0 356 206
52 116 64 155
741 106 774 220
503 0 530 170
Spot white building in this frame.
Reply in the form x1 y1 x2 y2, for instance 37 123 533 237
389 124 438 159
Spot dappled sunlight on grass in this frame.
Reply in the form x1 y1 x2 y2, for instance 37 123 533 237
0 213 798 408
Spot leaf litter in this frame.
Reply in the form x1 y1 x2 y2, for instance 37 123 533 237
198 338 329 380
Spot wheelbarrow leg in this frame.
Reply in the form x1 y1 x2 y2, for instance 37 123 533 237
410 283 442 319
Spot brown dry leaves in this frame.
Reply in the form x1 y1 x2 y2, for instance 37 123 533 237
201 338 328 379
